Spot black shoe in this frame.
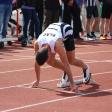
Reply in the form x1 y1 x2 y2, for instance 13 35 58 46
87 33 95 40
91 32 96 38
83 66 91 84
87 33 93 38
57 72 70 88
21 38 27 47
18 35 24 42
21 41 27 47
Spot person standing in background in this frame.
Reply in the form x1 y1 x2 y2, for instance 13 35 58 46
99 0 112 40
109 17 112 39
62 0 84 41
0 0 16 39
28 0 44 41
21 0 40 47
84 0 99 40
43 0 61 30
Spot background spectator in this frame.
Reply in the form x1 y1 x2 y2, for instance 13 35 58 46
0 0 16 39
62 0 83 41
84 0 99 40
28 0 44 41
21 0 40 47
99 0 112 40
43 0 60 30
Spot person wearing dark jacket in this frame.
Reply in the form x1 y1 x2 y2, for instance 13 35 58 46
43 0 60 30
28 0 44 40
21 0 40 47
62 0 83 41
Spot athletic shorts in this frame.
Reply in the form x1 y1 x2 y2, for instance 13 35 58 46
63 37 75 51
101 3 112 19
86 6 98 19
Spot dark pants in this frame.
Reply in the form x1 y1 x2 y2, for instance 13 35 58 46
22 8 40 41
43 9 60 30
62 5 83 39
29 8 43 37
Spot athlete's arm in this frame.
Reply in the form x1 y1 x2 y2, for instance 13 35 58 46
34 41 39 54
55 39 75 91
32 41 40 88
32 61 40 88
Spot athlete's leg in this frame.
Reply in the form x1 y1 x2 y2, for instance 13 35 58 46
66 50 91 83
47 54 65 71
57 37 91 88
66 50 87 69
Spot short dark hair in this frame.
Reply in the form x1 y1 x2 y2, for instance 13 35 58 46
36 47 48 65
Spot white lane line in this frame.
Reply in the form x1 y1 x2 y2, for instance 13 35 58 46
12 50 112 58
86 60 112 63
1 88 112 112
0 71 112 90
77 50 112 55
0 59 112 74
0 50 112 62
0 66 50 74
0 57 33 62
0 49 33 54
12 55 34 58
0 68 33 74
0 58 112 63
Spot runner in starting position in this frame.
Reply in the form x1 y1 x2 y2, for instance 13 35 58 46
32 22 91 91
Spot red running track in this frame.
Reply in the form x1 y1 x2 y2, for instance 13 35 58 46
0 40 112 112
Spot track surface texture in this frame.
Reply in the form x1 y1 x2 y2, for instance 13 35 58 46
0 40 112 112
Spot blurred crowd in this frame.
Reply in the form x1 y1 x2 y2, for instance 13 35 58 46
0 0 112 47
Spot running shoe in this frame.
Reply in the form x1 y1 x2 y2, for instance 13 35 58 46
100 35 107 40
82 66 91 84
87 33 95 40
57 72 70 88
107 35 112 40
91 32 97 39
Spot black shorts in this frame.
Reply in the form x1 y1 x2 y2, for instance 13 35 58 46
101 3 112 19
86 6 98 19
63 37 75 51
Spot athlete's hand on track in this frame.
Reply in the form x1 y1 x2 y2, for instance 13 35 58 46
70 84 76 92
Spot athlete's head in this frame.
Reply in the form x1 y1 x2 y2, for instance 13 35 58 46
36 47 48 65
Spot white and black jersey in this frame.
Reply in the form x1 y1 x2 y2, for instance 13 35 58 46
46 22 73 40
36 22 75 53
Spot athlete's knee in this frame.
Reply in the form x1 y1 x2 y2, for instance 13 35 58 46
68 58 75 65
47 59 54 66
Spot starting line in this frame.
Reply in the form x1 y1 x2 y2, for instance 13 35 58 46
1 88 112 112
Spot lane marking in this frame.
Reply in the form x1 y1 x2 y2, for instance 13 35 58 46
0 57 33 62
77 50 112 55
1 88 112 112
86 60 112 63
0 66 50 74
0 71 112 90
0 49 33 54
0 68 33 74
10 50 112 58
0 59 112 74
0 50 112 62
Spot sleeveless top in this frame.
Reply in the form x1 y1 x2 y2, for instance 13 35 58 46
36 22 73 53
